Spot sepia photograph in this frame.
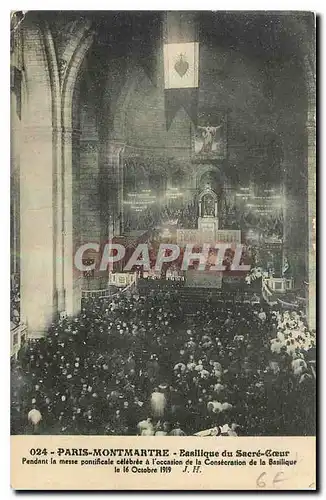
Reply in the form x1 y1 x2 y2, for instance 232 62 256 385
10 9 316 490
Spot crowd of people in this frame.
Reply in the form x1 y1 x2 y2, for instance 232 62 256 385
223 206 283 241
122 195 283 243
124 202 198 232
11 285 315 437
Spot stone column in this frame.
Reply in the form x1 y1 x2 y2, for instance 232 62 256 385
118 145 125 233
53 123 65 315
17 17 66 337
20 125 55 337
62 127 81 317
11 87 20 276
104 141 125 237
281 157 291 276
281 144 307 285
307 92 316 330
79 140 100 244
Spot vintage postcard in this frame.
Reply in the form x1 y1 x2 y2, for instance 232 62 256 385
10 10 316 490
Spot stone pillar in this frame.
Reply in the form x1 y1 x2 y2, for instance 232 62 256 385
104 141 125 237
11 29 23 306
53 123 65 315
307 92 316 330
281 146 307 285
79 140 100 244
20 125 55 337
17 18 64 337
281 157 291 276
119 147 125 233
11 87 20 276
62 128 81 317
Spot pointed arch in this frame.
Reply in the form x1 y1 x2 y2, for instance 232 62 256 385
61 30 94 131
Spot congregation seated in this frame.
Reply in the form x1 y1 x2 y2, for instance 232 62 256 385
11 286 315 437
224 208 283 240
124 202 198 232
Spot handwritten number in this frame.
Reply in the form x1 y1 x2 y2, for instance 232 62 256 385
256 472 267 488
257 472 286 489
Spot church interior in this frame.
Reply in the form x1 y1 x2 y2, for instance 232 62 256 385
11 11 316 436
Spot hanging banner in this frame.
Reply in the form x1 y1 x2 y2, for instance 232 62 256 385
165 88 198 130
164 42 199 89
163 12 199 130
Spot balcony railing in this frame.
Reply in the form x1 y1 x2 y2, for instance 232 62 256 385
11 322 27 358
81 273 137 300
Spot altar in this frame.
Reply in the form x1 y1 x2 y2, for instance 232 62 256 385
176 185 242 289
177 186 241 246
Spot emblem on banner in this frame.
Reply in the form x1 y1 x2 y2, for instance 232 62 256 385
174 54 189 77
164 42 199 89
